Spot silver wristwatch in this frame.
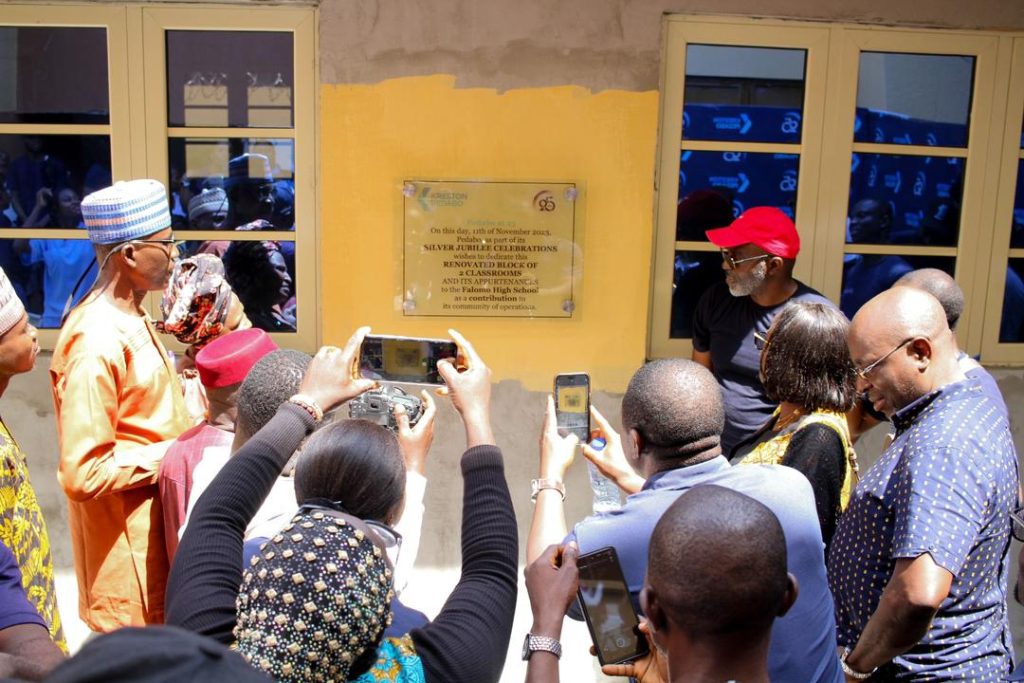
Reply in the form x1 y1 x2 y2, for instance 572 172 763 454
522 632 562 660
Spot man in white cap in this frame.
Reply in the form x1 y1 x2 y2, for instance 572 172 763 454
0 266 65 651
50 179 191 632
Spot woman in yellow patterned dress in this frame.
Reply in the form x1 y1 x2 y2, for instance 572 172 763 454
0 266 65 651
732 301 859 550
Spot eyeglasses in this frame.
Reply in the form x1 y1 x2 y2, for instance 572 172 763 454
854 337 915 380
720 249 771 270
132 237 183 254
753 330 770 351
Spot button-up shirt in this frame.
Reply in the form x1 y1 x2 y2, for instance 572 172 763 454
829 378 1018 681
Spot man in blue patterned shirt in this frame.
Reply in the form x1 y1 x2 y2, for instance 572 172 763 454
830 287 1018 682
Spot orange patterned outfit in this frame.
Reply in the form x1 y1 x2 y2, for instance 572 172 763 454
50 294 190 631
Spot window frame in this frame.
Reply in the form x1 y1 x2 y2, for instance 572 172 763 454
651 15 1020 365
0 3 319 351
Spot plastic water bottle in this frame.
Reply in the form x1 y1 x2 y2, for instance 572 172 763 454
586 437 621 513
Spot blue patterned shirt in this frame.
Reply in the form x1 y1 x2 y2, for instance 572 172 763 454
829 378 1018 681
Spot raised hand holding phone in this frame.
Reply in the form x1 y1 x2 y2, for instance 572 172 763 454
296 326 378 413
576 546 650 667
436 329 494 447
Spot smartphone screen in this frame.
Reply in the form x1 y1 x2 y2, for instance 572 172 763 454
577 546 649 666
358 335 458 385
554 372 590 442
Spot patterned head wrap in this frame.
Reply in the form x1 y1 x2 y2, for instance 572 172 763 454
234 510 394 683
159 254 236 346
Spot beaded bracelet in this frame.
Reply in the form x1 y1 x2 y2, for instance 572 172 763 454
288 393 324 423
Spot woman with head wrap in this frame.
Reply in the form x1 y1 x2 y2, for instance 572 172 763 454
160 254 251 422
165 328 518 683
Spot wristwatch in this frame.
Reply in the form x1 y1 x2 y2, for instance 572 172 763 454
531 478 566 502
522 633 562 660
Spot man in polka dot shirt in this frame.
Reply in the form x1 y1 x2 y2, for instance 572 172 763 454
829 287 1018 682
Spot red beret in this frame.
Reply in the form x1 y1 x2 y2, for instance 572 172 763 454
195 328 278 389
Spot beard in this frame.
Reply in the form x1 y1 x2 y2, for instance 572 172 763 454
726 260 768 297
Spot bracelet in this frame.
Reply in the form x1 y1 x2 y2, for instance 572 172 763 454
288 393 324 424
840 648 875 680
531 478 566 503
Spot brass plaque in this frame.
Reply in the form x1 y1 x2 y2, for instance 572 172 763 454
403 180 581 318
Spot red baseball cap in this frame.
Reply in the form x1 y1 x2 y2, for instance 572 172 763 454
705 206 801 259
195 328 278 389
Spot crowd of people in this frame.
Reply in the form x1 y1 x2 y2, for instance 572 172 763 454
0 176 1017 683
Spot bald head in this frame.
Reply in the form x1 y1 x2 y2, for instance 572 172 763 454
851 287 950 351
621 359 724 460
647 485 789 635
894 268 964 330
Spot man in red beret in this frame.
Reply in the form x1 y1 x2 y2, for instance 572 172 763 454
691 206 835 457
158 328 277 561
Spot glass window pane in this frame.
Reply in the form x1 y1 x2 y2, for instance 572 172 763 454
210 239 296 333
0 237 97 328
1011 159 1024 249
0 27 108 124
0 134 111 228
168 138 294 231
840 255 955 320
683 45 806 144
166 31 294 129
854 52 974 147
1001 259 1024 343
847 153 964 247
677 151 799 241
670 250 723 339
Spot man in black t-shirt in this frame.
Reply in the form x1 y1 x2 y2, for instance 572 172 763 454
691 206 833 456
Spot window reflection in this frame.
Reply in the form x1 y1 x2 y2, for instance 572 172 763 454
168 138 294 232
683 45 806 144
847 153 963 247
1011 159 1024 249
670 250 724 339
854 52 974 148
0 235 96 329
0 27 109 125
1000 259 1024 343
221 240 296 333
677 152 799 240
840 255 955 320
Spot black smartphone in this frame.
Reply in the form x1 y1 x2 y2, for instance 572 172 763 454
576 546 650 666
554 372 590 442
358 334 459 385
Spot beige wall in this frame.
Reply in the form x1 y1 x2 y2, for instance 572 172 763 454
319 0 1024 90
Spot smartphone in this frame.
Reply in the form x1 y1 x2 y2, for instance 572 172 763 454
576 546 650 666
554 372 590 442
358 334 459 385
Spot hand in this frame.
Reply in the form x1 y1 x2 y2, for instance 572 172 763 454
600 621 667 683
436 329 492 437
296 326 377 413
582 406 645 494
34 187 52 210
540 395 578 480
395 390 436 475
525 542 579 638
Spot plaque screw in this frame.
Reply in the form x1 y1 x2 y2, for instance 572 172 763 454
403 299 416 312
564 187 578 201
562 300 575 314
402 183 416 197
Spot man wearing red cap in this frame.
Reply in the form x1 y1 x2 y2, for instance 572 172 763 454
158 328 278 561
692 206 834 457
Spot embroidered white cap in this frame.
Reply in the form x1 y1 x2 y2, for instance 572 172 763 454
0 267 26 336
188 187 229 222
81 179 172 245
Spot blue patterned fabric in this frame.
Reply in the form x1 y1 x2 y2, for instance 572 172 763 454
81 179 171 244
352 635 425 683
829 378 1019 681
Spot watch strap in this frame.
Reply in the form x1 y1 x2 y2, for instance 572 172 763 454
531 478 566 502
523 633 562 660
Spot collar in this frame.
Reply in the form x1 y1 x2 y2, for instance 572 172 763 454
642 455 730 491
890 377 978 433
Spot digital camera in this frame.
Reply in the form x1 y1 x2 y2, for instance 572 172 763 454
348 385 424 432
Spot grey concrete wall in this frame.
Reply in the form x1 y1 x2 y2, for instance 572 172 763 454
319 0 1024 90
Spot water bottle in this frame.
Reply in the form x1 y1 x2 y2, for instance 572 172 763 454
586 437 621 513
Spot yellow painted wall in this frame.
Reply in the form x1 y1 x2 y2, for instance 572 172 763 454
320 76 660 392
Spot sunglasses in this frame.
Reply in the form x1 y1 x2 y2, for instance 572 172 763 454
720 249 772 270
753 330 770 351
